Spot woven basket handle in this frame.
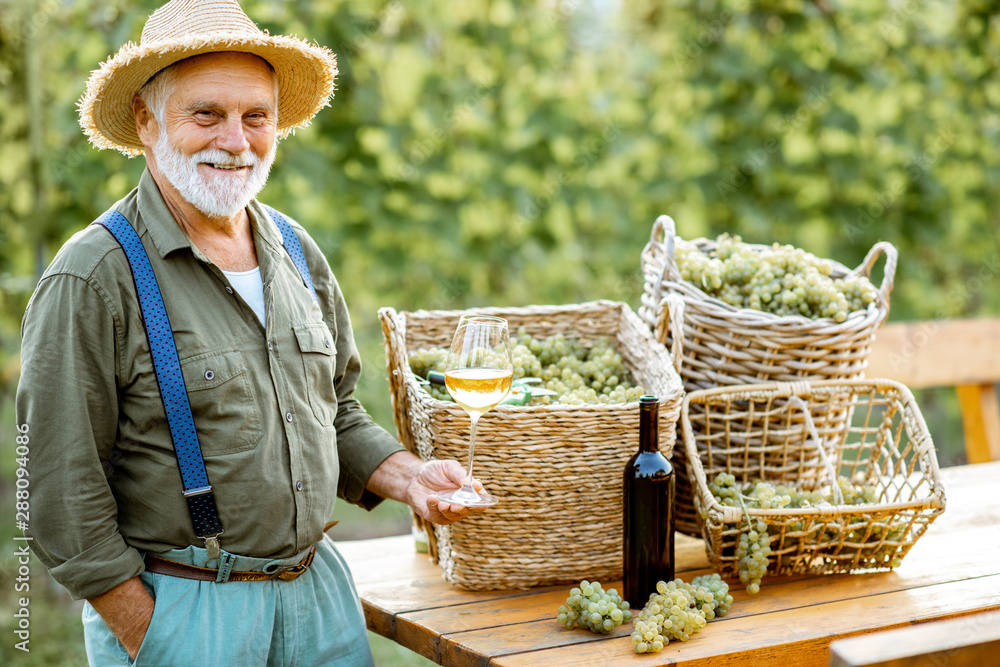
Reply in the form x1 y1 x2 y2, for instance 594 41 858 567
655 293 685 375
854 241 898 306
378 307 416 454
651 215 678 304
776 383 845 505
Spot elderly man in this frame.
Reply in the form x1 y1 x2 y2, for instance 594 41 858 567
16 1 485 664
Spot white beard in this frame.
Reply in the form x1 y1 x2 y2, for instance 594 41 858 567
152 130 277 219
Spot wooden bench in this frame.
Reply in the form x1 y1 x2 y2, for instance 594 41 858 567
827 609 1000 666
868 317 1000 463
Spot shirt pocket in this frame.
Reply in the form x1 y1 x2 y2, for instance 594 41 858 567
293 322 337 426
181 349 264 455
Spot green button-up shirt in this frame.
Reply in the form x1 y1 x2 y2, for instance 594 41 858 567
16 169 403 600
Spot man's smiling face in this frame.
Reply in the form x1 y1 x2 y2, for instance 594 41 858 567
140 51 279 219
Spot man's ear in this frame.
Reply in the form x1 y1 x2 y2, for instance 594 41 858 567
134 95 159 148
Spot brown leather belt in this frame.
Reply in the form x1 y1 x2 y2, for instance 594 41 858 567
144 546 316 582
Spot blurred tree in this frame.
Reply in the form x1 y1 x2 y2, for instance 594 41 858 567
2 4 998 662
0 0 997 431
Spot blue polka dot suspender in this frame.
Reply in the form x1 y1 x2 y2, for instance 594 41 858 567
262 205 320 305
94 207 318 558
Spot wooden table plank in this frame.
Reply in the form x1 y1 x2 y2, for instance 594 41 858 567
344 461 1000 666
427 524 1000 666
393 521 1000 665
828 609 1000 667
489 575 1000 667
338 534 428 584
348 531 712 644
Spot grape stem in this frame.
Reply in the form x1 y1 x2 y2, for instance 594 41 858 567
736 490 754 531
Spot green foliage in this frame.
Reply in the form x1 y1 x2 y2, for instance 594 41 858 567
2 0 999 404
0 1 996 660
0 0 995 469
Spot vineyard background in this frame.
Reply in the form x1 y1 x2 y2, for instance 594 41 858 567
1 1 998 664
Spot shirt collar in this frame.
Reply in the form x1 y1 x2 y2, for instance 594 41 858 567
246 200 284 253
135 167 285 269
136 167 195 259
246 200 285 286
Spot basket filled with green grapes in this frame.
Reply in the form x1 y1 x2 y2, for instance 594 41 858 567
379 300 684 590
638 214 898 536
682 379 945 592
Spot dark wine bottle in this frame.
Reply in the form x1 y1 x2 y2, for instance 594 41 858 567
623 395 675 607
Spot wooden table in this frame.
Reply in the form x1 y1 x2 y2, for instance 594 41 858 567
338 461 1000 666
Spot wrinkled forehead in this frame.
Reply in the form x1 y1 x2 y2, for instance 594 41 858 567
163 52 277 102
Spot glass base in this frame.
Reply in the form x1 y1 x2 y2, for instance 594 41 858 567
436 486 499 507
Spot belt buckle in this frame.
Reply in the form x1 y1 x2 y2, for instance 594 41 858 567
276 546 316 582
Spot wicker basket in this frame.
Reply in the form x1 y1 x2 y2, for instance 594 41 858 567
683 380 945 580
638 214 898 536
379 300 685 590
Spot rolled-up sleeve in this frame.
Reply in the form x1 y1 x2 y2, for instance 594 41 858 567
17 271 144 600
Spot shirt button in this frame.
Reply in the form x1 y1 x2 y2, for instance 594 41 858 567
324 339 330 348
225 286 234 294
295 481 304 491
285 412 293 422
267 341 274 351
204 370 214 380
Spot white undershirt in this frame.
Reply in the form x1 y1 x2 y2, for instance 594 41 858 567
223 266 266 327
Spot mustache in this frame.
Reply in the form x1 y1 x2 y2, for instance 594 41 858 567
194 148 260 169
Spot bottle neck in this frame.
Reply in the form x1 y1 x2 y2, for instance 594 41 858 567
639 398 659 452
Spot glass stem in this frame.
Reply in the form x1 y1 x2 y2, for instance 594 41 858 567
463 413 481 488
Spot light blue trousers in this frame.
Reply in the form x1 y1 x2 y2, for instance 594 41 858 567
83 535 375 666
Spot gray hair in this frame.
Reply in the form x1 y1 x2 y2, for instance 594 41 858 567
138 55 279 128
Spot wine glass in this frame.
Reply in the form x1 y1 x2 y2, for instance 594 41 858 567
436 315 513 507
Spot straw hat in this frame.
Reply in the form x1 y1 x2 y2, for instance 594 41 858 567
79 0 338 156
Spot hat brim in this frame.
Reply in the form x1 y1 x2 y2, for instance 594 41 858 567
79 32 338 156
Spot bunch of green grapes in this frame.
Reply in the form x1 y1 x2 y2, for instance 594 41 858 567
556 580 632 634
835 476 879 505
674 234 878 322
691 573 734 619
408 329 646 406
735 521 771 595
630 576 732 653
709 472 901 593
709 473 773 594
531 334 645 406
710 473 881 512
407 347 452 401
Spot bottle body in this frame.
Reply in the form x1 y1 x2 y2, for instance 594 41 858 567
623 396 675 607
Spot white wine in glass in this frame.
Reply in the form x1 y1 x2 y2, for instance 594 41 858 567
436 315 513 507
